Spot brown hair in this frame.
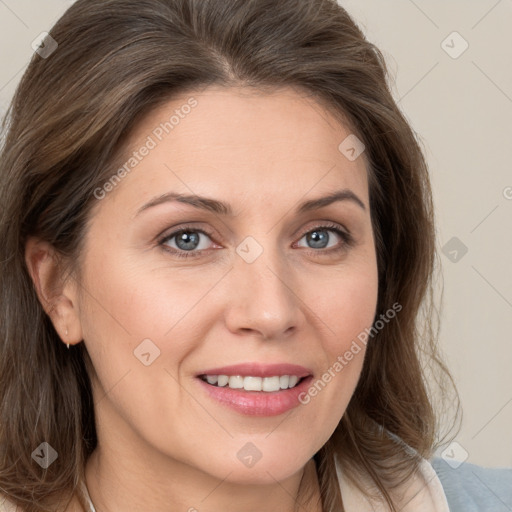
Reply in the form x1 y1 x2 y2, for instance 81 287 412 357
0 0 461 510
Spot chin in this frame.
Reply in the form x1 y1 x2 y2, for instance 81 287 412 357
201 449 311 486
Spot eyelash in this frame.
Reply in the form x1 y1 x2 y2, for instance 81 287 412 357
158 222 354 260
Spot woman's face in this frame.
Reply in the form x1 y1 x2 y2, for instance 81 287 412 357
74 86 378 485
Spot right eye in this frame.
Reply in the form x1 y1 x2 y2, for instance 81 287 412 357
159 226 218 259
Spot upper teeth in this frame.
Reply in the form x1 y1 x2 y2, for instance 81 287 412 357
203 375 300 392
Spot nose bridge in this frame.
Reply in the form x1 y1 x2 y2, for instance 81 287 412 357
225 234 301 338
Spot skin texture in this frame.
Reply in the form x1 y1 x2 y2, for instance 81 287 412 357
25 86 379 512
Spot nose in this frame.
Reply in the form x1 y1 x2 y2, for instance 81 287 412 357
223 243 303 341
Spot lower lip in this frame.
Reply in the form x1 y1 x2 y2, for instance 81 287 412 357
196 376 314 416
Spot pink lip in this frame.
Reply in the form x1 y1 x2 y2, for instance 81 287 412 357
196 374 314 416
196 362 313 378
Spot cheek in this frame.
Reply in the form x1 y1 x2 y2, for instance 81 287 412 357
76 256 206 438
77 253 229 428
80 250 217 348
298 255 378 414
296 269 377 447
307 260 379 354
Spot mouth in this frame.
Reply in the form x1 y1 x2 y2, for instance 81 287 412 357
198 374 308 392
194 363 314 416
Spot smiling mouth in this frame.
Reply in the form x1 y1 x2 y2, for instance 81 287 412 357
198 374 307 392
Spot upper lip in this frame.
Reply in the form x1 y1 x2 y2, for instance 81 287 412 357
196 363 313 378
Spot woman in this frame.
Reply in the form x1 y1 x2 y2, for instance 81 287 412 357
1 1 509 511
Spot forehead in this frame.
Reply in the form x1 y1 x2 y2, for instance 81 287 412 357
100 85 369 214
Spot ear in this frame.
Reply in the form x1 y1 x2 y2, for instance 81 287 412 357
24 236 83 347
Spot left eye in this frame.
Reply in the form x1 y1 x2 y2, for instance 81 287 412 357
296 226 346 250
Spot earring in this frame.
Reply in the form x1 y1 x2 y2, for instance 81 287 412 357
66 328 70 349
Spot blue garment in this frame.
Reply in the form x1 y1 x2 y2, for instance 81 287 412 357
431 457 512 511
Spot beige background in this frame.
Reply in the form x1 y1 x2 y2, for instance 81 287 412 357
0 1 510 468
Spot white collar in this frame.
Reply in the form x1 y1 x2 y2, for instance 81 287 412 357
81 479 96 512
335 455 450 511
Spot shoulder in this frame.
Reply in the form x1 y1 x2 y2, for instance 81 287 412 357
0 493 20 512
430 456 512 512
335 454 451 511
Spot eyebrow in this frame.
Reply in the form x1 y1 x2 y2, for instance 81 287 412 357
135 188 366 218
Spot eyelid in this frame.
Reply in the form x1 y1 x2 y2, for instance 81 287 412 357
296 220 350 239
